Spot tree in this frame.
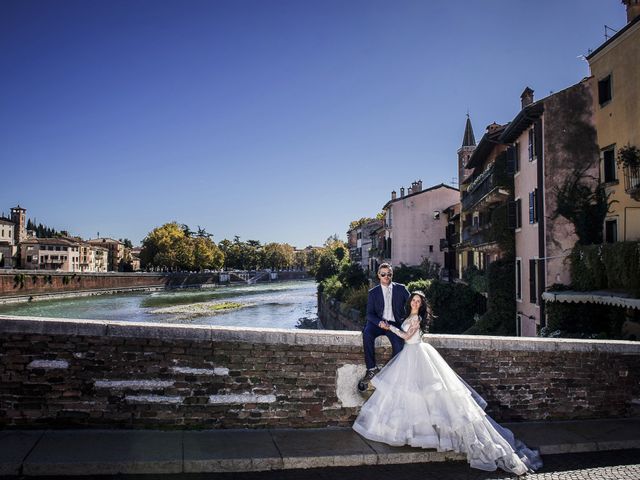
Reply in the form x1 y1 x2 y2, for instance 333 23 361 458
193 237 224 270
119 238 133 249
552 166 615 245
140 222 188 270
263 243 295 270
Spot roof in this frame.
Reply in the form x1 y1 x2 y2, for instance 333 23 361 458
465 124 507 170
499 101 544 144
461 115 476 147
586 14 640 61
21 237 80 247
88 238 122 245
0 218 15 226
382 183 459 210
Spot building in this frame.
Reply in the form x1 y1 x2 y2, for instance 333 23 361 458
0 217 16 268
382 181 459 269
79 243 109 272
347 219 383 274
10 205 27 245
440 202 461 281
87 238 125 271
20 237 81 271
458 122 510 276
586 1 640 242
501 82 600 336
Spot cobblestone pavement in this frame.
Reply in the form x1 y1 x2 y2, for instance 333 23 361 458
13 449 640 480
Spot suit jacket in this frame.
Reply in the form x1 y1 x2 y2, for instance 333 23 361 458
365 282 410 328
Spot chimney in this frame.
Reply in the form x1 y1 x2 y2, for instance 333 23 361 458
417 180 423 191
391 190 397 200
486 122 501 134
521 87 534 108
623 0 640 22
408 187 413 195
400 187 405 198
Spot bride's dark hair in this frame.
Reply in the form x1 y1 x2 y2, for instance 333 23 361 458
406 290 431 332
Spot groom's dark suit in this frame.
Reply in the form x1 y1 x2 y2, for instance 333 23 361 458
363 282 410 370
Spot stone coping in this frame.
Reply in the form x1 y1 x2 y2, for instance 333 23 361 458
1 314 639 353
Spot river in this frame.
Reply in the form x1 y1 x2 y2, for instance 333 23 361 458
0 280 318 329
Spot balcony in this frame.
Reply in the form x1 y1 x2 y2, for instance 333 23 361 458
462 167 510 211
461 223 495 247
623 164 640 200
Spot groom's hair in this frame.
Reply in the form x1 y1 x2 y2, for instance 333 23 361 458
378 263 392 273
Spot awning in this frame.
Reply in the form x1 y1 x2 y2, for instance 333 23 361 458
542 290 640 310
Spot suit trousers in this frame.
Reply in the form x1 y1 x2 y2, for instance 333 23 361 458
362 321 404 370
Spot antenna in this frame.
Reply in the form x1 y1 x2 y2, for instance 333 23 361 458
604 25 618 40
451 177 459 187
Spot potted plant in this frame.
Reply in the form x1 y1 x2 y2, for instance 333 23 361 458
617 144 640 199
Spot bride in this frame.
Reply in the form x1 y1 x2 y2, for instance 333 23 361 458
353 291 542 475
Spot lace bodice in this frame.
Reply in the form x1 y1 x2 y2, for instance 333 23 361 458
401 315 422 344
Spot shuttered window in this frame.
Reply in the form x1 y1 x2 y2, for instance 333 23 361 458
529 259 537 304
528 189 538 224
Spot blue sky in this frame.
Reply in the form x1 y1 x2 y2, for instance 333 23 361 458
0 0 626 247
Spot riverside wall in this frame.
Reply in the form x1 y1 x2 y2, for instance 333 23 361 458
317 293 363 331
1 315 639 429
0 271 309 298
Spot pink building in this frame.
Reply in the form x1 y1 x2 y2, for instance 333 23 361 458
383 182 460 270
500 81 599 336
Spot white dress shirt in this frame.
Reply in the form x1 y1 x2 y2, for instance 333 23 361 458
382 284 393 322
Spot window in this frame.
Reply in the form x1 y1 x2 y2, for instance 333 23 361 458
507 143 520 174
509 199 523 229
598 74 612 106
514 142 520 172
605 219 617 243
516 259 522 300
602 146 617 183
528 189 538 224
529 259 538 304
27 255 32 262
429 245 433 253
528 128 535 161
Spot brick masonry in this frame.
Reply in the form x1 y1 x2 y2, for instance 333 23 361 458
0 315 639 429
0 271 309 298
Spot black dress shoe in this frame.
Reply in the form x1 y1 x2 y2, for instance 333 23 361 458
357 368 379 392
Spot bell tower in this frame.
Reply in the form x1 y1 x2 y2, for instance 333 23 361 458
457 114 476 194
10 205 26 244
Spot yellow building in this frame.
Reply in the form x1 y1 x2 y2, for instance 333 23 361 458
587 1 640 242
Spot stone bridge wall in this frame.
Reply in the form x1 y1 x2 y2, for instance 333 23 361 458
0 315 639 429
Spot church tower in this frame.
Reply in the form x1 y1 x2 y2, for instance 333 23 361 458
457 114 476 195
10 205 26 244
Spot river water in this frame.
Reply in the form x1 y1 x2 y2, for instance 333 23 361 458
0 280 318 329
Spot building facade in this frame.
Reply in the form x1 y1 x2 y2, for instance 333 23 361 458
0 218 16 268
20 238 81 271
347 219 383 274
382 181 459 269
88 238 126 271
587 2 640 242
458 122 510 276
501 82 600 336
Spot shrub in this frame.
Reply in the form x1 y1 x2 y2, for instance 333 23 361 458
338 262 368 290
321 275 346 301
426 280 486 334
343 285 369 316
466 259 515 336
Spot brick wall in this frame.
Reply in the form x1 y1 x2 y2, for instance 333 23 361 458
0 315 638 429
0 271 309 298
317 294 363 331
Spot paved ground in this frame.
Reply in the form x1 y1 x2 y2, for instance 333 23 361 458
6 450 640 480
2 418 639 479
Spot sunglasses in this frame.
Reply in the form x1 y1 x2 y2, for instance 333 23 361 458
379 272 393 277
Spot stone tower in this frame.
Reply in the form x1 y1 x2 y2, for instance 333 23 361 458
457 114 476 192
10 205 26 244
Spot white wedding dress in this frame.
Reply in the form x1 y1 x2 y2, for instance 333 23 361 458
353 315 542 475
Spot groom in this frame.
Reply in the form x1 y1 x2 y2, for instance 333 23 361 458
358 262 410 392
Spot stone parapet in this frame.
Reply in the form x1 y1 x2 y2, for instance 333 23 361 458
1 314 639 429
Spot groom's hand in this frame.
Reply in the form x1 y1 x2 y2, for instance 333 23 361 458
379 321 390 330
